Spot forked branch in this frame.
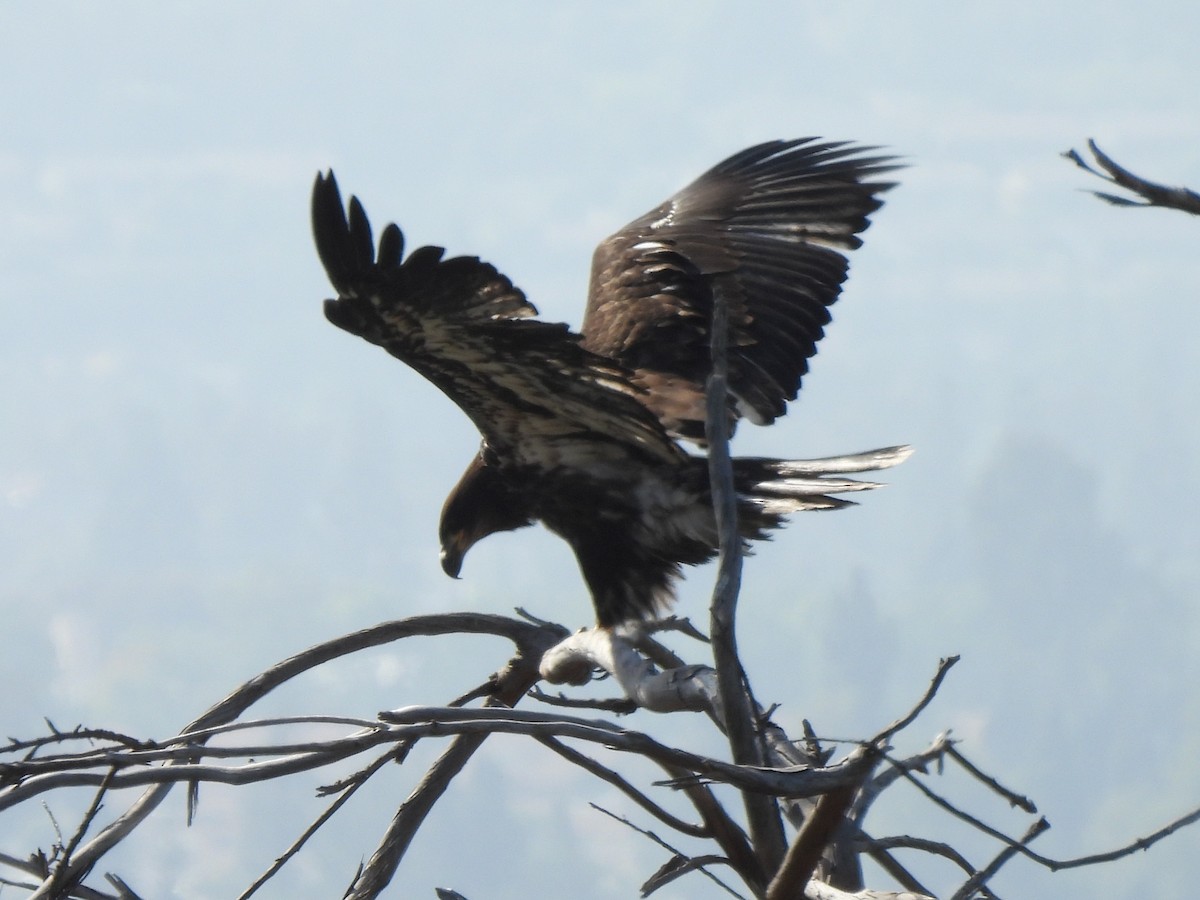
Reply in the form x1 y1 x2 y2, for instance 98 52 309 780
1064 139 1200 215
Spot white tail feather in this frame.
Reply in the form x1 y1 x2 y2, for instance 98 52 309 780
769 444 913 476
752 476 885 496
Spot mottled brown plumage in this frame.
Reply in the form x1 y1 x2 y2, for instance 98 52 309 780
313 139 906 625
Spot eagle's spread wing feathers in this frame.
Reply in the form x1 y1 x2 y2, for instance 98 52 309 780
313 172 682 468
583 138 899 443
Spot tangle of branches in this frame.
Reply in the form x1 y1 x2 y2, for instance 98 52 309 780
4 152 1199 898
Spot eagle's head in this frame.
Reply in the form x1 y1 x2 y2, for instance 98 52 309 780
439 449 534 578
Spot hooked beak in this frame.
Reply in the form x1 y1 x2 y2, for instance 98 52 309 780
440 534 466 579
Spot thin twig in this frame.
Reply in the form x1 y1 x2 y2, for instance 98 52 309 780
882 756 1200 876
589 802 749 900
42 767 116 899
4 727 156 758
0 851 121 900
536 736 710 838
527 686 637 715
860 733 954 811
857 836 941 900
643 854 743 897
656 760 764 892
886 755 1030 853
945 744 1036 814
871 657 959 746
345 650 549 899
1032 803 1200 871
237 747 398 899
861 834 991 897
949 817 1049 900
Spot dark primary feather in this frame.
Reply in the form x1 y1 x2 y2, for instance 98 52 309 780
584 138 900 442
313 171 681 468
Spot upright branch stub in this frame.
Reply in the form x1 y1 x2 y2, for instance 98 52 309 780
706 297 743 643
706 293 787 874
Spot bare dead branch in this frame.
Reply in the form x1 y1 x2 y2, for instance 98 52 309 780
41 767 116 899
11 614 564 898
643 853 745 897
237 747 397 900
1028 802 1200 872
103 873 145 900
944 744 1037 814
767 782 863 900
862 834 983 884
859 732 955 814
5 727 156 758
1064 140 1200 214
707 275 788 876
950 817 1049 900
0 850 122 900
652 759 764 892
536 736 711 838
5 602 1197 898
4 708 877 823
527 685 638 715
871 657 959 746
377 706 876 798
856 836 942 900
589 802 749 900
885 753 1031 854
345 649 546 899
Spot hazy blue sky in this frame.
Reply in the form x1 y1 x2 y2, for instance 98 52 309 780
3 4 1199 898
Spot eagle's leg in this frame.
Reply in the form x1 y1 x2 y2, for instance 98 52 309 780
540 625 719 714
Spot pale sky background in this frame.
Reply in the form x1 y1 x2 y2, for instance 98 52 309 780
2 3 1199 898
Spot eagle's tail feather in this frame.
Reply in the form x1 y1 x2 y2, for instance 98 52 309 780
734 444 912 516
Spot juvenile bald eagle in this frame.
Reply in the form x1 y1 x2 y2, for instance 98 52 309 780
313 138 908 626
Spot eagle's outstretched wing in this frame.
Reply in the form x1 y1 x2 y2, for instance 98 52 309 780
313 172 682 468
583 138 899 443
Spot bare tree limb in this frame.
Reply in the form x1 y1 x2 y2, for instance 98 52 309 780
1030 803 1200 872
0 851 121 900
1064 140 1200 215
656 759 765 892
535 736 711 838
856 836 942 900
589 802 749 900
642 853 745 897
871 656 959 746
859 732 955 815
950 817 1049 900
237 747 398 900
5 603 1198 897
14 614 563 898
767 781 863 900
707 279 788 876
345 648 548 899
376 706 876 798
40 767 116 899
527 686 638 715
944 744 1037 814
